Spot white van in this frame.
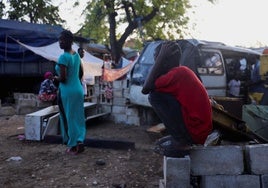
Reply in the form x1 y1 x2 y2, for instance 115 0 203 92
128 39 261 117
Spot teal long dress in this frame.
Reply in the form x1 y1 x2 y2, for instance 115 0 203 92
55 52 86 147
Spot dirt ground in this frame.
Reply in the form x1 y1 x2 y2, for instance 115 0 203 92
0 115 163 188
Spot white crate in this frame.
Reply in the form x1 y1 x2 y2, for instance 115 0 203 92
25 103 99 141
24 105 59 141
42 113 59 140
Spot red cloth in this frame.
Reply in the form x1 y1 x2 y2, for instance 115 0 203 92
44 71 53 79
38 93 56 102
155 66 212 144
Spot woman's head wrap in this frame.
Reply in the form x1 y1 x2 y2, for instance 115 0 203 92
44 71 53 79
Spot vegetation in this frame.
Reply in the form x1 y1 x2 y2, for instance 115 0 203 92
0 2 5 18
0 0 215 63
77 0 192 63
1 0 64 25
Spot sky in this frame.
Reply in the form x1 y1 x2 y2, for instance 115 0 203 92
186 0 268 47
57 0 268 48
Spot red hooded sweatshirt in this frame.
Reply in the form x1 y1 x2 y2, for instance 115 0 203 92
155 66 212 144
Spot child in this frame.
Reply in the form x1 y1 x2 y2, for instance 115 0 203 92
38 71 57 103
228 74 241 97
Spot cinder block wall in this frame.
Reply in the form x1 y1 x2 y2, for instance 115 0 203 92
160 144 268 188
0 77 155 124
89 78 268 187
91 77 156 126
0 93 52 116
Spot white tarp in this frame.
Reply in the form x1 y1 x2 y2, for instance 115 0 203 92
17 41 103 77
17 41 134 82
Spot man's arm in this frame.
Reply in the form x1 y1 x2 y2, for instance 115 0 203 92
142 42 179 94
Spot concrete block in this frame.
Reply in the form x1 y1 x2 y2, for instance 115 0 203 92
159 179 165 188
121 79 129 89
17 98 37 107
91 96 99 103
245 144 268 174
112 106 126 114
112 114 128 124
100 93 112 104
93 85 100 95
163 156 191 188
0 106 16 116
201 175 260 188
123 88 130 98
113 89 123 98
126 115 140 126
14 92 36 100
113 97 127 106
261 174 268 188
16 106 37 115
113 80 124 89
101 104 112 113
190 146 244 175
126 107 139 116
13 92 20 99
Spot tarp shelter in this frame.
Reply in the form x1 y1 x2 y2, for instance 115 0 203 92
18 41 135 81
0 19 134 82
0 19 63 62
0 19 103 78
18 41 104 78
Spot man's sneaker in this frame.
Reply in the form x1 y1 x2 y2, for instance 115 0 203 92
154 135 191 158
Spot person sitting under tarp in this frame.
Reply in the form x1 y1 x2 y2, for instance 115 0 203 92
38 71 57 104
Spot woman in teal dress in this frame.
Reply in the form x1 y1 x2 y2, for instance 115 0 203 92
54 30 86 155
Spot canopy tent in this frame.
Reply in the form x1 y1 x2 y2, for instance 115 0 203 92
0 19 134 82
18 40 135 82
0 19 63 62
17 41 104 77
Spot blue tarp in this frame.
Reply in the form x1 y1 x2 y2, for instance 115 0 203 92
0 19 64 62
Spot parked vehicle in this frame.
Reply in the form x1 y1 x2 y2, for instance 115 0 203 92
128 39 261 117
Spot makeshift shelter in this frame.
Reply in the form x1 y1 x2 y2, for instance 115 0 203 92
0 19 63 63
0 19 62 99
18 41 104 78
0 19 104 77
18 41 135 82
0 19 134 101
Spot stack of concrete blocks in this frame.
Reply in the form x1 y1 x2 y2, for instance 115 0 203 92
160 144 268 188
14 92 38 115
91 76 112 116
0 93 54 116
88 78 99 104
109 79 140 125
90 77 157 126
85 84 95 102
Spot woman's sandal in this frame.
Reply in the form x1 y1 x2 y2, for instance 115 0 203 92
65 142 85 155
77 143 85 154
66 146 78 155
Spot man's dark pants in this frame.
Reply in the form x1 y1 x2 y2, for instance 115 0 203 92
148 91 193 145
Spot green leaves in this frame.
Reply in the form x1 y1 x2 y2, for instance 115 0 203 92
77 0 193 63
5 0 65 25
80 0 191 45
